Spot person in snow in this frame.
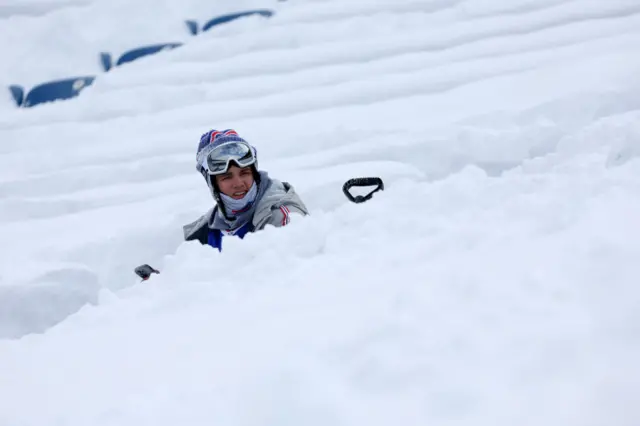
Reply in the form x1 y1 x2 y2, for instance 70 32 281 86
183 129 309 251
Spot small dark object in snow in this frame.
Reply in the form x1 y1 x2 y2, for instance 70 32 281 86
134 264 160 281
343 177 384 204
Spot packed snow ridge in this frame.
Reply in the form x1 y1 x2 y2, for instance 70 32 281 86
1 0 639 425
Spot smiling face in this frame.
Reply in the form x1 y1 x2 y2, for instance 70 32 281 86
214 164 255 199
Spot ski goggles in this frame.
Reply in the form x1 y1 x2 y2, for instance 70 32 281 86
200 141 257 175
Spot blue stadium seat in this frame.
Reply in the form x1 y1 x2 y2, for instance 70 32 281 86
185 20 199 36
116 43 183 67
8 85 24 107
202 10 274 32
100 52 113 72
21 76 96 108
186 9 274 35
100 42 183 72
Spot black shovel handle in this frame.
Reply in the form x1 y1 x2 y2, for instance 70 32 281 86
342 177 384 204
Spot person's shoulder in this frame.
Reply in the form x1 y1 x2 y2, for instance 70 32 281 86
256 178 301 209
183 206 216 243
252 177 309 229
263 177 289 197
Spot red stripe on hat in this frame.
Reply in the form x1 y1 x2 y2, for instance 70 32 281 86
224 130 238 136
209 131 221 142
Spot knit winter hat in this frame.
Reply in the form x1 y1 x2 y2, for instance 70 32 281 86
196 129 257 174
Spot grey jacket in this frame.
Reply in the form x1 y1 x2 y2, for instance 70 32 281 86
183 175 308 245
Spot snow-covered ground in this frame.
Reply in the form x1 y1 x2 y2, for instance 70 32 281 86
1 0 640 424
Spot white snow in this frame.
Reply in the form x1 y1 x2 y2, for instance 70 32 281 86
1 0 640 425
